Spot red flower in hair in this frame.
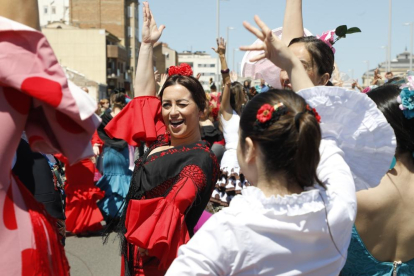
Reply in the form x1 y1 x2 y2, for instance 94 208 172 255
306 105 321 123
256 104 274 123
179 63 193 76
168 66 179 76
168 63 193 77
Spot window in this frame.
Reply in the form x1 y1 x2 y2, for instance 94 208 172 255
135 28 139 38
210 64 215 68
128 47 132 58
127 6 133 18
44 6 48 14
52 6 56 14
128 26 132 37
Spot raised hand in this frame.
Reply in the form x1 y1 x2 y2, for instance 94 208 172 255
196 73 202 80
141 1 165 45
240 16 296 71
230 71 238 83
212 37 227 56
158 73 168 87
154 70 160 82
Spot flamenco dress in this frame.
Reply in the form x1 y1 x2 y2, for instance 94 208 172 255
55 144 105 234
104 96 220 275
97 111 132 220
0 17 100 275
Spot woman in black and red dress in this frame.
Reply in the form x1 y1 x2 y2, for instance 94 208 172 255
104 2 219 275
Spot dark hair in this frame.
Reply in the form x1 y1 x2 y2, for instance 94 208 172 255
112 103 124 111
159 75 206 111
239 89 323 189
368 84 414 156
110 91 126 106
230 82 246 115
289 36 335 79
244 79 252 88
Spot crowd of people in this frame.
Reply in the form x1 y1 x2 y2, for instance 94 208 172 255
1 0 413 275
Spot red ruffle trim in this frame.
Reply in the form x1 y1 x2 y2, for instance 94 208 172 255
65 186 104 234
65 187 104 204
105 96 166 147
125 198 190 270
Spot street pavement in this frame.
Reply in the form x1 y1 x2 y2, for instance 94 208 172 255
65 233 121 276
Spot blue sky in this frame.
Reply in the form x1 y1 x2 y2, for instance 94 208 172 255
146 0 414 81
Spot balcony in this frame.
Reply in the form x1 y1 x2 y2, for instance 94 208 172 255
107 69 125 81
107 45 128 61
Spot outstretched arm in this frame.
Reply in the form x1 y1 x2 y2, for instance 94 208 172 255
213 38 233 120
212 37 231 89
281 0 304 46
134 2 165 97
240 16 313 92
1 0 40 30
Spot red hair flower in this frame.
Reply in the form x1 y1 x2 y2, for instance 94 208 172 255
256 104 274 123
306 105 321 123
168 63 193 77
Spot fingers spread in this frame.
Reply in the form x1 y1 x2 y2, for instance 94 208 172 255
239 44 265 52
242 21 265 41
249 53 266 62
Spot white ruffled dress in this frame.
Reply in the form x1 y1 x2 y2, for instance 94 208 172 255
166 86 396 276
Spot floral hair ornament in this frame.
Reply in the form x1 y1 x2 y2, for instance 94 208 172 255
306 105 321 123
397 76 414 119
317 25 361 54
254 102 288 131
294 104 321 130
168 63 193 77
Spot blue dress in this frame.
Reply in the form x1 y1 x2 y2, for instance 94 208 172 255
97 111 132 219
341 225 414 276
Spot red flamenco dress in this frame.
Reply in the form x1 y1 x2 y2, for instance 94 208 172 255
105 96 220 275
64 159 104 234
55 134 105 235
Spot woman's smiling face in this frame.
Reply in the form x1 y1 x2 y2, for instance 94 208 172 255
162 84 202 140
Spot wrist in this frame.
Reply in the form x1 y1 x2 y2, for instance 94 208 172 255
140 42 153 48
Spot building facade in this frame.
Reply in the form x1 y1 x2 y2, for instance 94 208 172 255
153 42 178 74
362 50 414 86
38 0 70 27
178 51 218 91
69 0 140 94
42 23 128 100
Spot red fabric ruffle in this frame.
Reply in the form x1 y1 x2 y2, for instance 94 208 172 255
91 130 103 153
125 198 190 270
105 96 166 147
56 156 105 234
65 185 104 233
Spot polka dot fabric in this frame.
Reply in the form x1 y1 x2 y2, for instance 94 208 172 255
0 17 100 275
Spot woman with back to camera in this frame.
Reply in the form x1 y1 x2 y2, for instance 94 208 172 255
104 2 219 275
210 38 249 207
166 15 395 276
341 83 414 275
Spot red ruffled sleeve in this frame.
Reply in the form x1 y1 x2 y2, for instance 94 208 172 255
124 168 204 270
105 96 166 147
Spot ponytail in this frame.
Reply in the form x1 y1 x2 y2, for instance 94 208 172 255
294 113 324 188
